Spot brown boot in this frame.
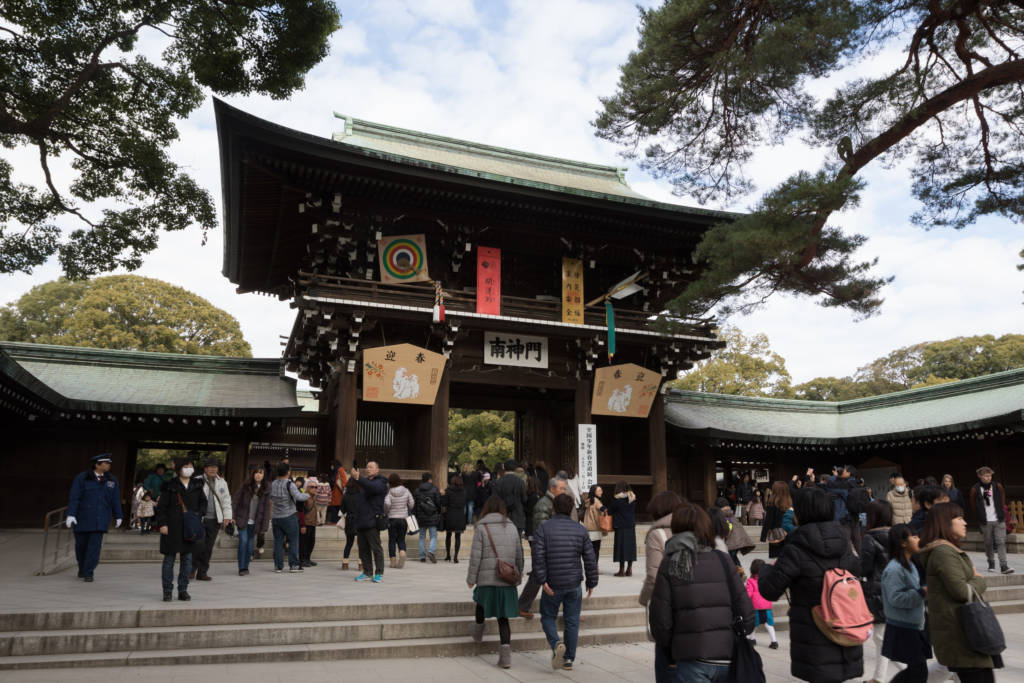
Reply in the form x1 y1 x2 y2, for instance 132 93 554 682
390 557 397 569
397 550 407 568
342 560 349 570
626 565 633 577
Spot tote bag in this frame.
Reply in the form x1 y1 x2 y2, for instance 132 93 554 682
960 584 1006 655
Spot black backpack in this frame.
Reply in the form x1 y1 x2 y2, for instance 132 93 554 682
416 491 438 518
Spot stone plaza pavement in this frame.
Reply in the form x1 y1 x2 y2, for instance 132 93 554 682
1 529 1022 681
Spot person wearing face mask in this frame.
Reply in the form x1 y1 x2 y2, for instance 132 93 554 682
66 453 123 582
154 457 207 601
887 476 913 525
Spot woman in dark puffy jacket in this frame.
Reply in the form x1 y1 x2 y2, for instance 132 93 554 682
154 456 206 602
442 476 468 562
862 500 893 683
649 503 754 682
759 487 864 683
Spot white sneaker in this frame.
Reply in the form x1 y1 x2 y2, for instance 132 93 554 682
551 642 565 670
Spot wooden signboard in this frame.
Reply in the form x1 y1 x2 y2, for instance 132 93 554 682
591 363 663 419
378 234 430 284
362 344 446 405
561 257 583 324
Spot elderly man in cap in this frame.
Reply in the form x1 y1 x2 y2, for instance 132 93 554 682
66 454 123 582
191 453 233 581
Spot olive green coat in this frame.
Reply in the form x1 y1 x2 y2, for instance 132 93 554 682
918 540 992 670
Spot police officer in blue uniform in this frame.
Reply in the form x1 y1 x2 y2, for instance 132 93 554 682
66 453 123 581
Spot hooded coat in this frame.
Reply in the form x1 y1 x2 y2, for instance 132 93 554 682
758 521 864 683
917 539 994 670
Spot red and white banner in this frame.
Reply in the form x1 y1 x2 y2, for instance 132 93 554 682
476 246 501 315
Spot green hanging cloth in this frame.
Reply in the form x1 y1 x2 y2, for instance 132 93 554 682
605 300 616 361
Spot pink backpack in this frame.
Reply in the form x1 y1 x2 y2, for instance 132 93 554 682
812 565 874 646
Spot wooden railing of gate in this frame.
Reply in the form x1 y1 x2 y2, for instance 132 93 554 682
36 506 76 576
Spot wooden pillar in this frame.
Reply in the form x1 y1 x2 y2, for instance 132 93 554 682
573 379 591 475
429 366 450 490
649 392 667 494
333 370 358 469
225 438 249 491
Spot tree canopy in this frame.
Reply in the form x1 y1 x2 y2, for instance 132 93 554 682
596 0 1024 320
448 409 515 471
668 325 792 396
0 1 341 278
0 274 252 356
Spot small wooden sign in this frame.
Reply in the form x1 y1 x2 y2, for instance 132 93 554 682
561 257 583 324
591 363 663 418
362 344 446 405
378 234 430 284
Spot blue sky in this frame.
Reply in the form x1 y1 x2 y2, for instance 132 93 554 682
1 0 1021 383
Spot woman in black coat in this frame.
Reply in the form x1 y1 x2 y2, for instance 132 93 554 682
758 487 864 683
606 480 637 577
154 456 207 602
861 500 893 683
442 476 468 562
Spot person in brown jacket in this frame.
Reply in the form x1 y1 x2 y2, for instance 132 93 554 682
887 476 914 525
639 490 685 608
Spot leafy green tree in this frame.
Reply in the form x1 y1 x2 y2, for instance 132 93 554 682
668 326 792 397
448 409 515 471
0 1 341 277
792 375 901 401
596 1 1024 320
0 274 252 356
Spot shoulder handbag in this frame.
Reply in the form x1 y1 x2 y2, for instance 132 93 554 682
599 508 613 533
960 583 1006 655
483 523 520 585
178 492 205 544
715 550 765 683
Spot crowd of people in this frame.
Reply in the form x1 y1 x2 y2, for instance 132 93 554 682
66 452 1015 679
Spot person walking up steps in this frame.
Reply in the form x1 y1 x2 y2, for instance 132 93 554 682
519 476 566 618
532 493 599 672
746 559 779 649
414 472 442 564
66 453 123 582
466 496 524 669
384 473 414 569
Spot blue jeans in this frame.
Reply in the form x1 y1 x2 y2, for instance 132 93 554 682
673 660 729 682
272 514 300 569
465 500 474 523
161 552 191 593
539 584 582 662
237 523 256 570
418 526 437 557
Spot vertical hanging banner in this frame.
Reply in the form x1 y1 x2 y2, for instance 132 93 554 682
605 301 616 361
476 246 501 315
378 234 430 284
561 258 584 324
578 424 597 491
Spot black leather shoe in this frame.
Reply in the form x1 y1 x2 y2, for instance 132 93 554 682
83 576 94 582
178 591 191 601
195 574 212 581
163 593 172 602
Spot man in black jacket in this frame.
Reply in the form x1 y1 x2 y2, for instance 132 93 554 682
494 460 527 533
532 493 598 672
351 461 388 582
970 466 1014 574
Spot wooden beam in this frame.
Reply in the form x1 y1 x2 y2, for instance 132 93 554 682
333 370 358 469
429 366 450 490
649 394 667 494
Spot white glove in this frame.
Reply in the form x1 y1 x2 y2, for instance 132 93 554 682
66 516 77 528
115 519 122 528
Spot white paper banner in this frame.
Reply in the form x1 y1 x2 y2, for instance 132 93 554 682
578 424 597 492
483 331 548 369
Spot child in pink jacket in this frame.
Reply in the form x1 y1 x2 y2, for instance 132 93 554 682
745 559 779 648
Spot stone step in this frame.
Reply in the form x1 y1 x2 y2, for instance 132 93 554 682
1 607 645 656
0 625 649 670
0 594 640 632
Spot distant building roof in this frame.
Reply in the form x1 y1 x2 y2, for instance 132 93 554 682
665 368 1024 445
0 342 300 418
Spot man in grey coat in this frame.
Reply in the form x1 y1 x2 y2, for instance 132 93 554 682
532 493 598 672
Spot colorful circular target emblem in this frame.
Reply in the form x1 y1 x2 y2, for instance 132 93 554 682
382 238 424 280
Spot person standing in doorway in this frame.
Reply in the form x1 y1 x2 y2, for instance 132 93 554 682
192 456 232 582
969 466 1014 574
351 460 388 582
269 462 308 573
606 480 637 577
414 472 442 564
532 493 599 672
231 469 270 576
155 456 206 601
66 453 123 582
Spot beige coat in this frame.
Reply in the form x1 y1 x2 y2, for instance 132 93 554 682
887 488 914 525
639 513 673 606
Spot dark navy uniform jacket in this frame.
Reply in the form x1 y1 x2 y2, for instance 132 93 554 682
67 471 123 532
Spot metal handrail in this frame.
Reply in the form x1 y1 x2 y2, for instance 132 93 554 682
36 506 75 576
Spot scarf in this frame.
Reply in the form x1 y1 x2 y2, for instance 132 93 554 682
662 531 701 583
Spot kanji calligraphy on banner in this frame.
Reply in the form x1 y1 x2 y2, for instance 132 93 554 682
476 246 501 315
378 234 430 284
591 363 663 418
578 424 597 491
561 257 583 324
362 344 446 405
483 331 548 369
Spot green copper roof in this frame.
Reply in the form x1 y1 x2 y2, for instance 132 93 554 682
665 368 1024 444
331 112 738 218
0 342 300 417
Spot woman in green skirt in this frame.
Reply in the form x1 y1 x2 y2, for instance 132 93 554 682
466 495 524 669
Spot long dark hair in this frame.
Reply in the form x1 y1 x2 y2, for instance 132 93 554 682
706 506 730 541
887 524 915 570
245 469 267 496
